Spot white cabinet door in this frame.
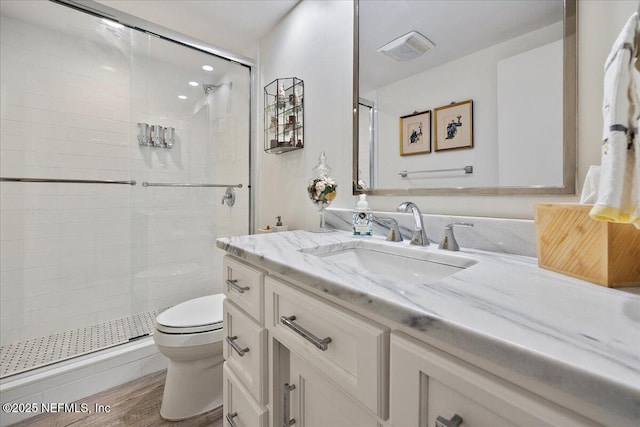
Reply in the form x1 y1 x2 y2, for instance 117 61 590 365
223 363 268 427
287 351 378 427
389 332 599 427
265 276 389 418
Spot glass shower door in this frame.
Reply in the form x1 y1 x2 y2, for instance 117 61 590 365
0 0 251 378
128 30 251 316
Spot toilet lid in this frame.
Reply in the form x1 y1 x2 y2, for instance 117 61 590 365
156 294 225 329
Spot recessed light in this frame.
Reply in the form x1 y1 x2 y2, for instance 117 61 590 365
202 65 214 71
178 95 188 100
188 81 199 87
101 19 124 29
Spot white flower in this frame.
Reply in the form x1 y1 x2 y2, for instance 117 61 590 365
315 181 326 192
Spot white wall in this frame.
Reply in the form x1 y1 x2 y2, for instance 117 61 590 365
257 0 637 226
257 0 354 230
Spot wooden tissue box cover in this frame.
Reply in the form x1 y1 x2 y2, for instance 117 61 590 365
534 203 640 288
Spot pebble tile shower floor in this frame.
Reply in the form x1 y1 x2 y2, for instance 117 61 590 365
0 308 167 378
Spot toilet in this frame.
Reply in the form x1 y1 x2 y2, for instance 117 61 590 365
153 293 226 421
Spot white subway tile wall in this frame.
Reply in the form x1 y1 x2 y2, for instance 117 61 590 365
0 5 250 349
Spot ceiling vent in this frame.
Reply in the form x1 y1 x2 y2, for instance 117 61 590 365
377 31 434 62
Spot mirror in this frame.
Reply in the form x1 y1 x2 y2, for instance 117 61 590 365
353 0 577 196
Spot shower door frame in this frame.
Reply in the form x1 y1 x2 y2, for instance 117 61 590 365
50 0 257 235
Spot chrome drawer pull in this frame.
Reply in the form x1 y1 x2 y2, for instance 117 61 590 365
436 414 463 427
226 335 249 357
280 315 332 351
226 279 250 293
283 383 296 427
226 411 238 427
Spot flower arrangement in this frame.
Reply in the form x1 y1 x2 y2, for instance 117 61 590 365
307 176 337 208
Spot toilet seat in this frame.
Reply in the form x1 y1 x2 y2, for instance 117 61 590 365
156 294 225 335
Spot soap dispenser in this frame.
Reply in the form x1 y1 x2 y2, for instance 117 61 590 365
353 194 373 236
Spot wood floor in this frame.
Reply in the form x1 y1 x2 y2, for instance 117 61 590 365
12 370 224 427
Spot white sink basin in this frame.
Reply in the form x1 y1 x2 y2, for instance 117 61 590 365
301 240 477 284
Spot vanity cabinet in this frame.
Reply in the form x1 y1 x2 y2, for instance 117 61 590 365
222 256 268 426
221 254 613 427
389 332 599 427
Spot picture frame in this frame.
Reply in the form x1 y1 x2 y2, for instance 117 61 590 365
399 110 431 156
434 100 473 151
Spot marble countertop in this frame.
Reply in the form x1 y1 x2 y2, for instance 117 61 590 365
217 230 640 420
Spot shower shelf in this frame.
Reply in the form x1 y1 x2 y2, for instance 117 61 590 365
264 77 304 154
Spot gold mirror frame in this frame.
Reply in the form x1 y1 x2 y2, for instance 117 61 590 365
352 0 577 196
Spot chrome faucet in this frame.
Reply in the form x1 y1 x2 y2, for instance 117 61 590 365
221 187 236 206
396 202 429 246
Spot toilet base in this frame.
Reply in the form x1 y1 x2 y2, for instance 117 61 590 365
159 346 224 421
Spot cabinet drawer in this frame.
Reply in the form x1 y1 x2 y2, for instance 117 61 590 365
223 255 265 324
390 332 599 427
223 299 267 404
265 276 389 419
223 363 268 427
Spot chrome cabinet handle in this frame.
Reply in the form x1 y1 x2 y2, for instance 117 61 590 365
436 414 463 427
226 411 238 427
226 279 250 293
280 315 332 351
283 383 296 427
226 335 249 357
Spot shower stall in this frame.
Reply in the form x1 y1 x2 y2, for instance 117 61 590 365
0 0 252 399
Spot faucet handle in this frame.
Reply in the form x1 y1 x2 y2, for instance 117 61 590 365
438 222 473 251
374 216 403 242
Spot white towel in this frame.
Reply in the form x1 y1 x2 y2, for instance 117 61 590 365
590 12 640 228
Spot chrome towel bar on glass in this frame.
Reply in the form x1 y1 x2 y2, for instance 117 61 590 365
1 178 243 189
398 165 473 178
141 182 242 188
280 315 332 351
0 177 136 185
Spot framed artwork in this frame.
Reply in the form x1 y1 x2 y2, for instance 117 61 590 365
399 110 431 156
434 100 473 151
